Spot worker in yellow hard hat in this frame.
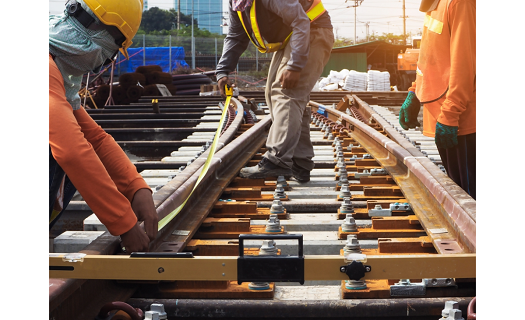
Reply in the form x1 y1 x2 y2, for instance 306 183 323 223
399 0 475 199
49 0 158 252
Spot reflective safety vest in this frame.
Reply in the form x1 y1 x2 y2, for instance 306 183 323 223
237 0 326 53
415 0 454 104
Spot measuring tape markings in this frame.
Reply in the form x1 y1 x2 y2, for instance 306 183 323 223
157 86 234 231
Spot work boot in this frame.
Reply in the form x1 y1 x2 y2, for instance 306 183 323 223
292 163 311 183
239 157 292 179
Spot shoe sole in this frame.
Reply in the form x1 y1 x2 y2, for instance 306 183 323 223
239 170 292 179
292 176 310 183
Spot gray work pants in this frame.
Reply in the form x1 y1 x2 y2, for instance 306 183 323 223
264 27 334 171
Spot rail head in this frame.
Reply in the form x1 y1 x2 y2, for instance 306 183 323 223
309 100 475 253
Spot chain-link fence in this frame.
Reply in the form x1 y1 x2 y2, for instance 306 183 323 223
115 34 272 75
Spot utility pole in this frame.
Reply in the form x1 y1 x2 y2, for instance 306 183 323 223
346 0 364 45
191 0 195 69
177 0 181 30
401 0 408 45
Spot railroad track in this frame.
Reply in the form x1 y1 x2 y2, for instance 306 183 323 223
49 90 476 320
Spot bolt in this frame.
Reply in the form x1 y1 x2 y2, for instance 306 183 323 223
341 214 357 232
248 240 277 291
442 301 459 318
345 279 367 290
266 214 281 232
343 235 361 254
323 128 330 139
340 197 354 213
339 184 351 198
336 158 346 169
449 309 464 320
328 133 334 140
270 199 285 214
273 183 286 199
337 166 348 177
338 172 349 186
347 143 354 151
363 154 372 159
149 304 167 320
158 267 165 273
277 175 288 187
259 239 278 256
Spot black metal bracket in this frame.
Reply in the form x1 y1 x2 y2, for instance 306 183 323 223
340 260 371 281
237 234 304 285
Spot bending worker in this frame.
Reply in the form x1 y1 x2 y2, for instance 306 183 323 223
399 0 476 199
49 0 158 252
216 0 334 182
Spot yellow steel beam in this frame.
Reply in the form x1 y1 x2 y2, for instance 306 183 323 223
49 253 475 281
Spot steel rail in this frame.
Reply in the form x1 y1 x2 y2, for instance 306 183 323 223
49 98 247 320
308 100 476 253
50 92 475 319
128 297 473 319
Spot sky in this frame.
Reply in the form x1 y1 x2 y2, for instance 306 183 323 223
48 0 426 41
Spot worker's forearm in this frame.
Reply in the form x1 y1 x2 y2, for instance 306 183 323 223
216 8 250 78
49 57 137 236
73 107 150 202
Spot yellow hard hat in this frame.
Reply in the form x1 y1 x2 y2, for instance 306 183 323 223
82 0 144 59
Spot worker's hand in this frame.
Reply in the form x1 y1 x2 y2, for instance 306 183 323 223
218 76 232 98
398 91 421 130
279 69 301 90
131 188 158 241
435 122 458 149
120 223 150 252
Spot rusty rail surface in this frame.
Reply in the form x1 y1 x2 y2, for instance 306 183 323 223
309 100 475 253
50 97 254 320
50 91 475 320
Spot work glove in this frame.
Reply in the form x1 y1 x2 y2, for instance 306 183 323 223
435 122 458 149
399 91 421 130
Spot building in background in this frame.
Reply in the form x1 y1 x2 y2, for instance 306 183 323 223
179 0 224 35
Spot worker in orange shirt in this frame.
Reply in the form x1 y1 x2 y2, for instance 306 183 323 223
49 0 158 252
399 0 475 199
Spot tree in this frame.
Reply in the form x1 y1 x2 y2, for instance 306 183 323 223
140 7 196 33
333 37 354 48
374 33 406 45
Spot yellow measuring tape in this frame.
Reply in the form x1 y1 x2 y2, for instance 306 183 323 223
157 85 233 231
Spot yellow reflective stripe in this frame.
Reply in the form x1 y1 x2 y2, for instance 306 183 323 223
157 88 232 231
250 2 269 52
240 0 327 53
306 1 326 22
237 11 266 52
424 14 443 34
416 66 423 76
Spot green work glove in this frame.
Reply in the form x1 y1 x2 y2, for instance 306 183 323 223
399 91 421 130
435 122 458 149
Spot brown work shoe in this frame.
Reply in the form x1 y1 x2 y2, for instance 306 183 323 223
239 157 292 179
292 163 311 183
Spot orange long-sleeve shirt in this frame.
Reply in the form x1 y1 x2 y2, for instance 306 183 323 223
49 54 150 236
410 0 476 137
